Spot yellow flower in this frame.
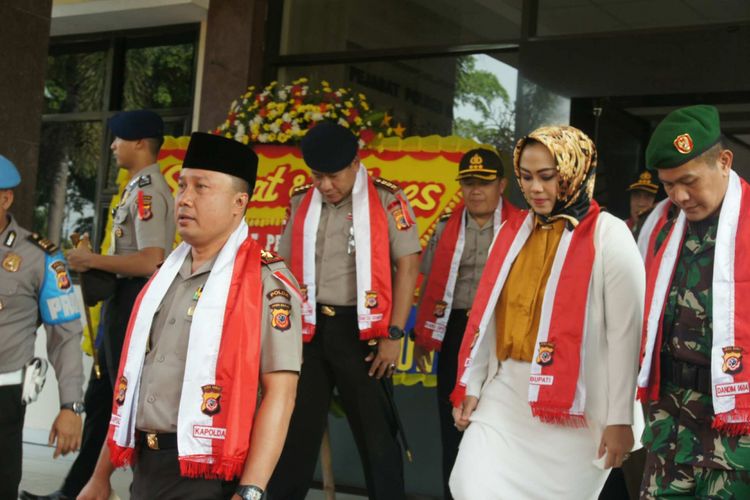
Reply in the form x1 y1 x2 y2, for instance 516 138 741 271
242 136 249 144
268 133 277 142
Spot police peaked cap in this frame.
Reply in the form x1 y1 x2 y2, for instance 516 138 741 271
182 132 259 191
457 148 504 181
108 110 164 141
300 121 359 173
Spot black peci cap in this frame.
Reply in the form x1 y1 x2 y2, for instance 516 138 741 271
182 132 259 192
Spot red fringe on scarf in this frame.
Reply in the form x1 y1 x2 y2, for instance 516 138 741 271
531 407 588 428
712 411 750 436
179 455 245 481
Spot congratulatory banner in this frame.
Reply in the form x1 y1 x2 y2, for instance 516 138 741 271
95 135 489 387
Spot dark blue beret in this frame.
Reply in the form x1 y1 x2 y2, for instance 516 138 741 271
182 132 258 192
300 121 358 173
108 110 164 141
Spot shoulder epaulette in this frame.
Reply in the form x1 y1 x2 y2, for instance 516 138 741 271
261 249 285 265
439 211 453 222
291 184 313 197
373 177 400 193
137 174 152 188
28 233 58 254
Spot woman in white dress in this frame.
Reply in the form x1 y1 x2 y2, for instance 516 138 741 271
449 125 645 500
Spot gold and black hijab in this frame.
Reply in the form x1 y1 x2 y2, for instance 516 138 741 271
513 125 597 228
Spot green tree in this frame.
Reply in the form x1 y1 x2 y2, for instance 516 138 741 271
453 56 515 152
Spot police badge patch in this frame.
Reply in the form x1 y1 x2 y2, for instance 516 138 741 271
270 303 292 331
388 200 409 231
433 301 448 318
115 376 128 406
722 346 743 374
536 342 555 366
2 252 21 272
365 290 378 309
50 260 71 290
201 384 222 416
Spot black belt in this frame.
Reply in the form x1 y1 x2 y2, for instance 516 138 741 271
138 431 177 450
661 355 712 394
317 304 357 317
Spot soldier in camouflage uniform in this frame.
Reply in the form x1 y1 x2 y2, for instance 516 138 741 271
638 105 750 499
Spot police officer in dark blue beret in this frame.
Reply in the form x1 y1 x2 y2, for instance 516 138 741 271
22 110 175 500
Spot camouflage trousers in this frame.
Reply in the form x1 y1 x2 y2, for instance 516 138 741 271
639 450 750 499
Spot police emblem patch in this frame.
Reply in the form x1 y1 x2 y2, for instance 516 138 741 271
138 192 153 221
433 301 448 318
300 284 309 302
2 252 21 272
536 342 555 366
115 227 124 238
115 376 128 406
722 346 743 374
50 260 71 290
201 384 222 416
388 200 409 231
673 133 694 154
365 290 379 309
270 303 292 331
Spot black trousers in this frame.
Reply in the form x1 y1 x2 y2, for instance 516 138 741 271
436 310 468 500
0 384 25 500
59 278 147 497
131 446 236 500
268 311 405 500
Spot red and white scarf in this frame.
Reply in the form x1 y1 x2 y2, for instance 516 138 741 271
637 171 750 435
108 221 264 479
451 203 601 426
414 198 517 351
290 164 391 342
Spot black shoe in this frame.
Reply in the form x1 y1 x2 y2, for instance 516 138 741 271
19 490 72 500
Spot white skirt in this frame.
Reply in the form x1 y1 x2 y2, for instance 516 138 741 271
449 359 609 500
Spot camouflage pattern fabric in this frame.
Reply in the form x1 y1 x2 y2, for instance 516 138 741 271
660 215 717 365
641 214 750 497
640 436 750 499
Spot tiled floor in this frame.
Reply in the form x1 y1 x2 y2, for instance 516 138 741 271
19 442 365 500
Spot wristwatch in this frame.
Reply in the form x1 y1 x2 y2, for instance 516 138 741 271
388 325 405 340
61 401 85 415
236 485 264 500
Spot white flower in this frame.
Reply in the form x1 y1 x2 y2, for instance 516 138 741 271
269 122 280 133
282 113 292 122
258 133 269 142
278 91 287 100
236 123 246 138
312 112 323 121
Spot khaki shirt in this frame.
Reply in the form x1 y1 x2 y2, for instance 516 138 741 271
135 253 303 432
419 211 495 310
0 215 84 404
110 163 175 258
278 182 422 305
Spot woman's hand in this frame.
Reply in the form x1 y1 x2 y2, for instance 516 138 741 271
452 396 479 431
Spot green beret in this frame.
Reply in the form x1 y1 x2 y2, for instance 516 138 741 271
645 105 721 171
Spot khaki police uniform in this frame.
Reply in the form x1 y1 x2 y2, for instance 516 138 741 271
128 252 302 498
0 216 84 499
270 179 421 500
54 163 174 498
417 212 495 500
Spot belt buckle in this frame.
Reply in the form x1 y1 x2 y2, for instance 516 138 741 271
321 305 336 317
146 433 159 450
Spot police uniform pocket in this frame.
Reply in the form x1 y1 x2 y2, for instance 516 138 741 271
0 281 18 297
